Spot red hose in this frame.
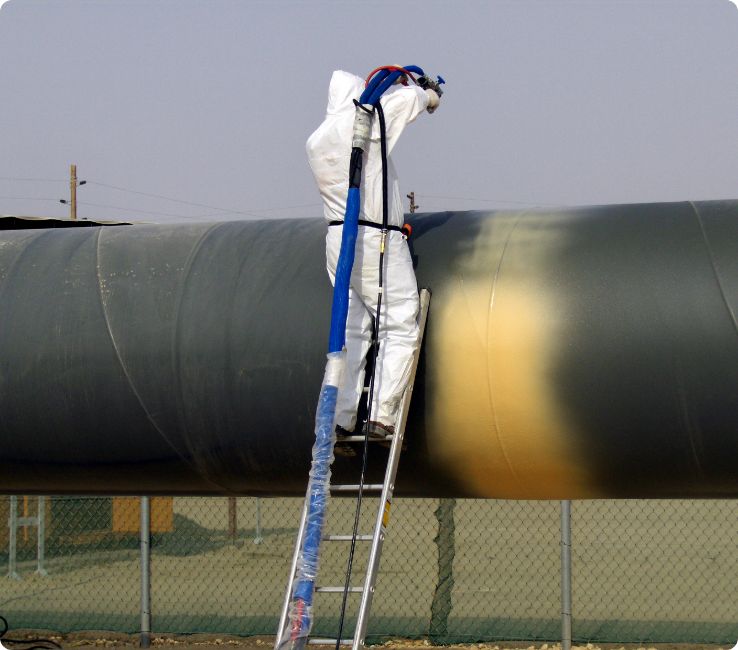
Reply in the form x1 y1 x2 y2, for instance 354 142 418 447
290 598 305 641
364 65 416 87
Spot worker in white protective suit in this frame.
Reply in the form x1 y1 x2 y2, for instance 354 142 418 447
306 70 440 441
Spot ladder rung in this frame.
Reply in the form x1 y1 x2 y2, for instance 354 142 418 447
308 639 353 646
324 534 373 542
339 435 394 443
331 484 383 492
316 585 364 593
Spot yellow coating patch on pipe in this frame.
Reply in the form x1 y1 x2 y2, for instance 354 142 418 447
427 217 598 499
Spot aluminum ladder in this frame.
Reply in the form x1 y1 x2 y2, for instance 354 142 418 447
276 288 431 650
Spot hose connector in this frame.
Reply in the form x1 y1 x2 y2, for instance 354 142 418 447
352 103 373 151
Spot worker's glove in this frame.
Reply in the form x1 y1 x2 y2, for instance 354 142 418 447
425 89 440 114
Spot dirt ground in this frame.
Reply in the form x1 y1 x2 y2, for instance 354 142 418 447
2 633 732 650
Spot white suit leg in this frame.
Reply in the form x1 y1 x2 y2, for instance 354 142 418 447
368 232 419 426
327 227 419 430
335 287 372 431
326 228 374 431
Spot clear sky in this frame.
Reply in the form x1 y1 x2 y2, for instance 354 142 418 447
1 0 737 223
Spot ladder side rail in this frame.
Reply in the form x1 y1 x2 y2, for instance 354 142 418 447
275 497 311 648
352 289 431 650
351 406 405 650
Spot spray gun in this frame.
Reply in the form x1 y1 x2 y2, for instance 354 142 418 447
416 73 445 98
416 73 445 114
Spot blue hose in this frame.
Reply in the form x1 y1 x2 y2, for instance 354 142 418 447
279 64 426 650
292 382 338 604
361 69 391 104
328 187 361 353
361 65 425 105
364 71 403 105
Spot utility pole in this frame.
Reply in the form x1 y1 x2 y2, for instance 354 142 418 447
406 191 418 214
70 164 77 220
60 164 86 220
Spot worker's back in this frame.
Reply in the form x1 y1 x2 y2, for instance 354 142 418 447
306 70 429 228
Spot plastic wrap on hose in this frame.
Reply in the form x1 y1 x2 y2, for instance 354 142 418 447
278 351 345 650
351 105 373 150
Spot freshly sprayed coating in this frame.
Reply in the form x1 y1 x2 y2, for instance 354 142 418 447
423 213 593 498
1 201 738 498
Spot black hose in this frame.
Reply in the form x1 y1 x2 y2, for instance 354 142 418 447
0 615 61 650
335 100 390 649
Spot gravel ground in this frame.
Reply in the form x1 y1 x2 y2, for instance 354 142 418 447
2 633 731 650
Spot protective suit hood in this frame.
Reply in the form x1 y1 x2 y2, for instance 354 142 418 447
325 70 363 116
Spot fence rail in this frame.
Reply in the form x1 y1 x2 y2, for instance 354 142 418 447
2 496 736 645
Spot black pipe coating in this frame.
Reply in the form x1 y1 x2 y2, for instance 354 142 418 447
1 201 738 498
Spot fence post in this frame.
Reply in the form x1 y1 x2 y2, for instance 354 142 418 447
228 497 238 541
429 498 456 642
140 496 152 648
560 500 572 650
7 495 19 580
36 496 48 576
254 497 263 544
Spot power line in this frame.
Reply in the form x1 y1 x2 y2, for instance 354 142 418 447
421 194 561 207
76 201 208 220
87 180 245 211
0 196 198 219
0 196 60 202
230 202 323 213
0 196 219 220
86 180 321 218
0 176 321 219
86 180 271 219
1 175 554 214
0 177 66 183
1 194 320 223
0 195 318 221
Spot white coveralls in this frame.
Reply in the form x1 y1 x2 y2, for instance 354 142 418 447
306 70 430 431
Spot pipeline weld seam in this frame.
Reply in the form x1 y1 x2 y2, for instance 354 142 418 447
687 201 733 478
486 212 524 490
690 201 738 336
94 227 224 491
169 221 233 493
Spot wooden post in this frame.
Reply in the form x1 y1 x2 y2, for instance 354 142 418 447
70 164 77 220
406 191 418 214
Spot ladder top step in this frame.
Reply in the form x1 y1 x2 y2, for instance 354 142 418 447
324 534 373 541
316 585 364 593
339 435 394 443
308 639 354 646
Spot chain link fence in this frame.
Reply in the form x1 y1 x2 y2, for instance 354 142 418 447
1 496 737 645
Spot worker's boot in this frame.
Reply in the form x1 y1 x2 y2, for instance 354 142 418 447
364 421 395 440
334 425 357 458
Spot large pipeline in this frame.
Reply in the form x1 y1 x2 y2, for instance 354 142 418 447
2 201 738 499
